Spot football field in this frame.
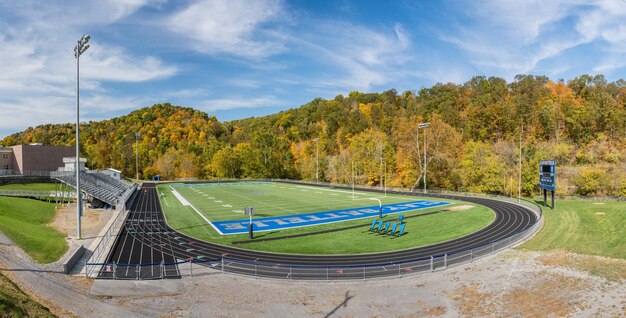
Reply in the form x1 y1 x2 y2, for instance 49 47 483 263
157 181 495 254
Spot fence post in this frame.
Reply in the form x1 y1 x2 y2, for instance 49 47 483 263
326 267 329 282
444 253 447 269
430 256 434 272
255 264 257 277
470 249 473 263
492 243 495 253
161 261 164 279
289 266 292 280
221 258 224 274
113 263 117 279
363 267 366 280
190 260 193 277
136 265 140 280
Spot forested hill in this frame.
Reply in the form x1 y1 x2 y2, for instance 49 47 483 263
2 74 625 196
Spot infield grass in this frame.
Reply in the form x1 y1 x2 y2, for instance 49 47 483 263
521 200 626 260
0 196 68 263
158 182 495 254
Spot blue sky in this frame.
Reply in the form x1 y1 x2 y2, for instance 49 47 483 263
1 0 626 138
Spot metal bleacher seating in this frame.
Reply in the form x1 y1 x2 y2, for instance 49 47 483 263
52 170 134 207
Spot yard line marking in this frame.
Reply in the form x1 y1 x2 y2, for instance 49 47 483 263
169 186 223 235
222 204 232 208
232 210 244 213
214 200 222 203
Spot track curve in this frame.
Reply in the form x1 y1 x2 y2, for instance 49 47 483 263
100 182 541 280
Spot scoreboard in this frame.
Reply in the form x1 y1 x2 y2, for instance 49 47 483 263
539 160 556 191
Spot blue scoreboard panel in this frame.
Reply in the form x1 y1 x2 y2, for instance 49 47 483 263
539 160 556 191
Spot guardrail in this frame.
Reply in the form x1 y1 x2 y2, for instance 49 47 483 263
86 180 543 281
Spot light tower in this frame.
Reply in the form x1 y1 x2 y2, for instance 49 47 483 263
74 34 90 239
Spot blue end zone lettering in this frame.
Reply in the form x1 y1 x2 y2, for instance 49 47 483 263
213 200 450 235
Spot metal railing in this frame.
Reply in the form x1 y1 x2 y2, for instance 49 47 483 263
86 180 543 281
89 223 539 281
84 190 137 278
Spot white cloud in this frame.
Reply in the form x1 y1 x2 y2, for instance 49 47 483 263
294 21 413 90
441 0 626 78
168 0 285 58
0 0 178 137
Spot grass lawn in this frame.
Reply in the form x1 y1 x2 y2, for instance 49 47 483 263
0 272 55 317
0 182 57 191
521 200 626 260
0 197 68 263
158 182 495 254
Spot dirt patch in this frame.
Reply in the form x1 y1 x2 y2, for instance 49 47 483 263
536 251 626 282
50 204 112 239
502 271 590 317
423 305 446 316
445 282 495 317
444 205 474 211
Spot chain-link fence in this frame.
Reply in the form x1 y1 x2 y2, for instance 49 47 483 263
86 182 542 281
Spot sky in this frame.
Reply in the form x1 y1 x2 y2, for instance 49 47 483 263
1 0 626 139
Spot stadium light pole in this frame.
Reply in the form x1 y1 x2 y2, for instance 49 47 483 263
418 122 430 193
74 34 90 239
135 132 140 182
314 137 320 183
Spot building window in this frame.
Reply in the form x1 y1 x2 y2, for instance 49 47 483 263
2 154 7 159
3 165 8 170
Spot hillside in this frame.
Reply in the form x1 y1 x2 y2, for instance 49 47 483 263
2 74 625 196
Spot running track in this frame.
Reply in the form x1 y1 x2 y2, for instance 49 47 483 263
99 182 540 280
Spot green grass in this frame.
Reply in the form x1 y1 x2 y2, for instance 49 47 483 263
0 272 56 317
0 197 68 263
158 182 495 254
521 200 626 260
0 183 56 191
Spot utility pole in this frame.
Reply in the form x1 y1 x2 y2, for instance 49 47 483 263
135 132 140 182
519 122 523 204
418 122 430 193
314 138 319 183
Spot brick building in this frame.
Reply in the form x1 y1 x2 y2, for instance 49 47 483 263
0 144 75 175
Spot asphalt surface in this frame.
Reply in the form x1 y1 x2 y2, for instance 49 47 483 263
100 182 540 280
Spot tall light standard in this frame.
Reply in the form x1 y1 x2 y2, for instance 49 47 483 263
74 34 90 239
314 137 320 183
418 122 430 193
135 132 140 182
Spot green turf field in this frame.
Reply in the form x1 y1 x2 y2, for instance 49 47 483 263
521 200 626 260
0 182 56 191
158 182 495 254
0 196 68 263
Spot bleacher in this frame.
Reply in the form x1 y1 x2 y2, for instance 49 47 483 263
52 171 134 208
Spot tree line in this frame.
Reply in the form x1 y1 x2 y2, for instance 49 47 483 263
2 74 625 196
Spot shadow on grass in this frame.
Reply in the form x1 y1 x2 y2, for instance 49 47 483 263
231 209 443 245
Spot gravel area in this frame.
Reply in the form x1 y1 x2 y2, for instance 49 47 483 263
2 242 624 317
1 202 624 317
